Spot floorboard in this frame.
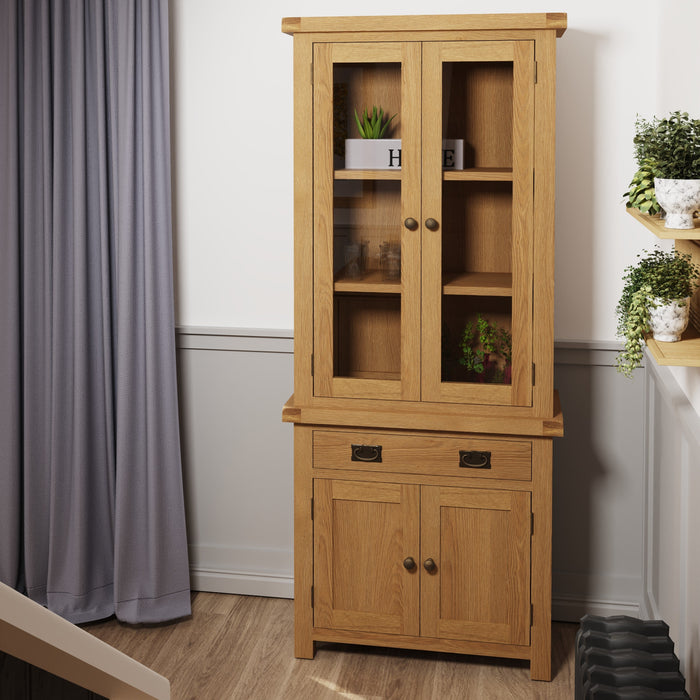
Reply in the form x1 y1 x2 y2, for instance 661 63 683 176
84 592 577 699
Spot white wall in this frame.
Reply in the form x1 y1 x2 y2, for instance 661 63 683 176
169 0 651 330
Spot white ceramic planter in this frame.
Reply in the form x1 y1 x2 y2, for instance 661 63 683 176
344 139 464 170
648 296 690 342
345 139 402 169
653 178 700 229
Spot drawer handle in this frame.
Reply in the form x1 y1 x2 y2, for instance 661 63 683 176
459 450 491 469
351 444 382 463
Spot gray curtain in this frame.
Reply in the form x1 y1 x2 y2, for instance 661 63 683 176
0 0 191 624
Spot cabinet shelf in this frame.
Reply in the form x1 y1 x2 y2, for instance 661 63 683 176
334 270 401 293
334 167 514 182
335 169 402 181
443 272 512 296
627 207 700 240
444 167 513 182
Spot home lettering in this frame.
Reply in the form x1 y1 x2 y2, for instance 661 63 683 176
388 148 402 167
443 149 455 168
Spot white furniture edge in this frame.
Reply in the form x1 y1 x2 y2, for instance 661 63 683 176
0 582 170 700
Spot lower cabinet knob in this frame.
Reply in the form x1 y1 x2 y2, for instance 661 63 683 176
403 557 416 571
423 558 437 573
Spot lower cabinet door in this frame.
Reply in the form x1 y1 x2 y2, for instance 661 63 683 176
420 486 532 646
313 479 420 636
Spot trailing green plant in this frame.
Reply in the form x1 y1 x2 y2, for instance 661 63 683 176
632 111 700 179
616 247 700 377
459 314 512 384
624 158 662 215
353 106 397 139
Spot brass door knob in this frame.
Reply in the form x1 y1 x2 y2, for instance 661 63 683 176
423 558 437 573
404 217 419 231
403 557 416 571
425 218 439 231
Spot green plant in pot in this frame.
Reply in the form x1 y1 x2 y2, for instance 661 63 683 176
354 106 396 139
459 314 512 384
628 111 700 228
345 105 400 170
616 247 700 377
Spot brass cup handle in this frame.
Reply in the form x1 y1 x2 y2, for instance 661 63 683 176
404 217 419 231
423 558 437 573
425 218 439 231
403 557 417 571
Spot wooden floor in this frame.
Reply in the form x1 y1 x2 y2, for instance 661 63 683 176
84 592 578 699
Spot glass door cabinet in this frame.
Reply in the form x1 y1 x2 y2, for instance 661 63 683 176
283 13 566 683
313 39 535 407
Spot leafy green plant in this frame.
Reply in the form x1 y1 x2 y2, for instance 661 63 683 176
624 158 662 215
459 315 512 384
353 106 397 139
632 111 700 179
616 247 700 377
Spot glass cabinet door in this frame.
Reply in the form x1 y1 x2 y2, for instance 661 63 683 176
313 43 421 400
421 41 535 406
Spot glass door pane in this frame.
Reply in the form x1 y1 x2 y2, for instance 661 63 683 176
422 41 534 406
313 43 421 401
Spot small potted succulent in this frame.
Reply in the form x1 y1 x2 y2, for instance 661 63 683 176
344 105 464 171
459 314 512 384
616 247 700 377
345 105 401 170
626 111 700 228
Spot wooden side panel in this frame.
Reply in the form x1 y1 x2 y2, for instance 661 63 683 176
292 35 314 404
421 486 531 646
532 31 557 417
530 438 553 680
314 480 420 636
293 426 315 658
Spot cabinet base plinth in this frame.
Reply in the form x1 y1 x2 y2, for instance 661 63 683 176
293 626 552 681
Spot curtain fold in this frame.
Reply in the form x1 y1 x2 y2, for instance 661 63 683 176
0 0 191 624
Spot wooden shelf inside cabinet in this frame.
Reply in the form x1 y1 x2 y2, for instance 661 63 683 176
646 327 700 367
443 272 512 296
334 270 401 293
443 167 514 182
335 169 402 181
627 207 700 240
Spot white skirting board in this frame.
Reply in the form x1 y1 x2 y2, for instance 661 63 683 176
177 330 655 621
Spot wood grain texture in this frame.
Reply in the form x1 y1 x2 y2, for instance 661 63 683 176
312 429 532 481
530 439 553 681
292 34 314 404
282 14 568 37
510 40 535 408
314 479 420 636
294 426 315 658
282 391 565 437
628 206 700 240
85 593 577 699
531 30 557 417
420 487 530 646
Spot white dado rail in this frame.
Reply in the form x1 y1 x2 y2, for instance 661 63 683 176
0 582 169 700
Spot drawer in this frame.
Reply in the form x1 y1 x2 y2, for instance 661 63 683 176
312 430 532 481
